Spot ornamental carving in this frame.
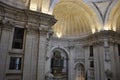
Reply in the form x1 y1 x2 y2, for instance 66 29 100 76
83 30 120 46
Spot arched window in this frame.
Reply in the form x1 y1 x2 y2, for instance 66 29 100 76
75 63 85 80
50 49 68 79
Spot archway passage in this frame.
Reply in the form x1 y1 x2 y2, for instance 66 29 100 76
48 48 68 80
75 63 85 80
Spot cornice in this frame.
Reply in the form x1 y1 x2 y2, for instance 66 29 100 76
83 30 120 46
0 1 56 29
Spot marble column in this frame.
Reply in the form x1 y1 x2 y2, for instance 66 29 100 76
37 28 48 80
23 27 38 80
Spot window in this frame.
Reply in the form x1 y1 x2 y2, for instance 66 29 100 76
90 45 94 57
12 27 24 49
9 57 21 70
118 44 120 56
90 61 94 68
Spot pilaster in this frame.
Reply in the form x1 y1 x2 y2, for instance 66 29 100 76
37 26 49 80
83 30 120 80
23 26 39 80
68 45 75 80
0 21 13 80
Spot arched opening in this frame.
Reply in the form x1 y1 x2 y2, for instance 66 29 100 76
45 48 68 80
75 63 85 80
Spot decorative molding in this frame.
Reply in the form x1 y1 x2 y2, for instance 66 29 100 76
0 1 56 32
1 20 13 31
83 30 120 46
26 24 39 34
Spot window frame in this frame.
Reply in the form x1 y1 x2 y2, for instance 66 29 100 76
90 61 94 68
6 75 22 80
118 44 120 56
9 57 22 70
6 54 23 74
8 26 25 53
12 27 24 49
90 45 94 57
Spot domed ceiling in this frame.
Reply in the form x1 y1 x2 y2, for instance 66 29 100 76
53 0 101 38
0 0 119 38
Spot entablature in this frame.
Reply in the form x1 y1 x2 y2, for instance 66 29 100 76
83 30 120 46
0 1 56 32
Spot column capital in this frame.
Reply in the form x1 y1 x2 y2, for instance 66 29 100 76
1 19 13 30
26 24 39 34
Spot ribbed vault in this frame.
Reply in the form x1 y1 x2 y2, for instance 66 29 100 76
108 0 120 31
53 0 101 38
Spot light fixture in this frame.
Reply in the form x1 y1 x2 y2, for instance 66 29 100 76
56 32 62 38
92 28 96 34
112 26 116 31
104 24 111 31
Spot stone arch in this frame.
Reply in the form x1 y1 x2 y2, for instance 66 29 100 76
45 47 69 79
74 63 85 80
104 0 118 26
84 1 103 28
48 0 59 14
46 46 69 59
107 0 120 31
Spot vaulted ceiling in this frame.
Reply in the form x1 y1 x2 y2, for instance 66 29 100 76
0 0 120 38
53 0 101 38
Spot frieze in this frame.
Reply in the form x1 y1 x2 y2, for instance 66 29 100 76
26 24 39 34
